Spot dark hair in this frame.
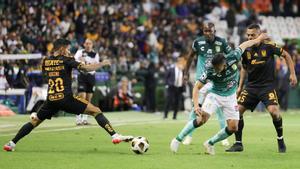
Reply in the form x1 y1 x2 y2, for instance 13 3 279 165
53 38 71 50
211 53 225 66
247 24 260 30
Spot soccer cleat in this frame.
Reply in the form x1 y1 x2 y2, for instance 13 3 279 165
221 139 230 147
225 142 244 152
170 138 180 153
203 141 215 155
182 136 193 145
3 141 16 152
277 138 286 153
112 134 134 144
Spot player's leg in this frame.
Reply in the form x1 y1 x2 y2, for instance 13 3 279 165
263 90 286 153
170 93 215 153
3 101 54 151
81 92 93 125
70 96 133 144
205 93 239 155
226 89 258 152
182 82 212 145
76 92 86 125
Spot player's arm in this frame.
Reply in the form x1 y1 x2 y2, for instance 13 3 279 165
74 49 82 62
79 59 111 72
237 65 247 97
281 50 297 86
193 80 205 116
183 50 196 77
238 33 269 52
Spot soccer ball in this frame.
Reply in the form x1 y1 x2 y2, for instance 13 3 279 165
131 136 150 154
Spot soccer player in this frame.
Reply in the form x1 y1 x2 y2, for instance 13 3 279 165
226 24 297 153
180 22 232 145
170 33 268 155
75 39 99 125
3 39 133 152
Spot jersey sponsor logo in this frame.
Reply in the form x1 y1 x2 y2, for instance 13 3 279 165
48 93 64 101
261 50 267 57
247 52 251 60
214 41 222 46
197 41 206 45
215 46 221 52
251 59 265 65
207 49 213 54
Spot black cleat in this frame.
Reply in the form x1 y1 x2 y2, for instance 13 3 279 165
277 138 286 153
225 142 244 152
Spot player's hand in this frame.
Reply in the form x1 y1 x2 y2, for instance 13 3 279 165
101 59 111 67
194 106 202 116
289 73 297 87
257 33 269 42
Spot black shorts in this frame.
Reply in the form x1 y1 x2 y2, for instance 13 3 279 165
37 95 89 121
77 73 96 93
237 87 279 111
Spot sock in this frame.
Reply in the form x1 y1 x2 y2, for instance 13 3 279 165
273 118 283 138
82 114 88 121
95 113 116 136
215 108 226 129
235 116 244 143
208 127 233 145
12 122 34 144
187 109 197 137
76 114 82 123
176 119 199 142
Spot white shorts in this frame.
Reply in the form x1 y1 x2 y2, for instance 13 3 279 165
202 92 239 120
198 82 213 104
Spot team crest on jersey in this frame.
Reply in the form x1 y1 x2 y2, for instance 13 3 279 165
231 64 237 70
261 50 267 57
247 52 251 60
215 46 221 52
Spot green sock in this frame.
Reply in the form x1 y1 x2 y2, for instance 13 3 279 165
187 110 197 137
176 120 196 142
208 127 233 145
215 108 226 129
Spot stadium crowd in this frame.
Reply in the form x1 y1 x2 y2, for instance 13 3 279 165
0 0 300 112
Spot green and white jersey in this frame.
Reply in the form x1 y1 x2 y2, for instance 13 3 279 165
192 36 232 80
198 48 243 96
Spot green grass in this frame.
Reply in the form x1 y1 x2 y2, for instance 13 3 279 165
1 111 300 169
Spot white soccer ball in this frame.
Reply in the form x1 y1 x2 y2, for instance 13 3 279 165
30 112 37 120
131 136 150 154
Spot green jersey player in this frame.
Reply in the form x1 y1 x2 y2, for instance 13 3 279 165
180 22 232 146
170 33 268 155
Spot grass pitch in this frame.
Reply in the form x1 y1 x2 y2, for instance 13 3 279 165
1 111 300 169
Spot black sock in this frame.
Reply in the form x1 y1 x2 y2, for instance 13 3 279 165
235 116 244 143
273 118 283 138
95 113 116 136
12 122 34 144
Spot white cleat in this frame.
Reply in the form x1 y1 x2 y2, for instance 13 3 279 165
112 134 134 144
182 136 193 145
221 139 230 147
203 141 215 155
3 141 16 152
170 138 180 153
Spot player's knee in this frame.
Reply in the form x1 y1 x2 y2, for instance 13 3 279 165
30 118 42 127
228 125 238 133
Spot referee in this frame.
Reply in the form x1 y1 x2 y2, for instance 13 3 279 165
75 39 100 125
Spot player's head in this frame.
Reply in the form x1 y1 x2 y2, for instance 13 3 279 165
53 38 71 56
246 24 261 40
202 22 216 42
212 53 226 73
84 39 93 51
